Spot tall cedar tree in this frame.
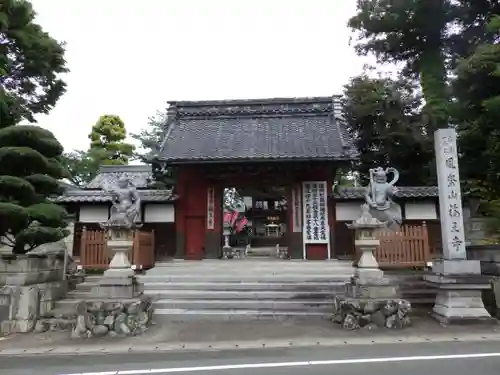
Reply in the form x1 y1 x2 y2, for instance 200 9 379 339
349 0 452 131
348 0 500 132
0 0 69 253
453 16 500 200
343 74 433 186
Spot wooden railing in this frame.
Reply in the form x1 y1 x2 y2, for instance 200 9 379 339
80 228 155 270
355 222 431 268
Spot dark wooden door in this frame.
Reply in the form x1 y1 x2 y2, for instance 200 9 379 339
185 217 205 260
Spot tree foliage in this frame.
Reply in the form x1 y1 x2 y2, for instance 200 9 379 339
61 115 135 186
0 125 68 254
453 16 500 200
349 0 452 131
348 0 500 132
60 150 100 187
0 0 68 125
130 110 167 163
88 115 135 165
131 109 176 190
343 74 434 186
0 0 69 253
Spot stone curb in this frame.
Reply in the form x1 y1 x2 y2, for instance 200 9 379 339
1 332 500 357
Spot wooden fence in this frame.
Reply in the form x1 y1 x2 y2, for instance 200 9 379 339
356 222 431 268
376 222 431 267
80 228 155 270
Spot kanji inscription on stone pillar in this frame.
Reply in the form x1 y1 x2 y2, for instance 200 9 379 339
434 128 466 259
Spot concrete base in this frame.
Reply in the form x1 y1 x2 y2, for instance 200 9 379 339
90 277 143 299
103 267 134 278
425 260 495 325
347 267 398 300
353 268 385 284
431 289 496 325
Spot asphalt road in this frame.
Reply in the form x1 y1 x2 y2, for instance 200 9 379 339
1 341 500 375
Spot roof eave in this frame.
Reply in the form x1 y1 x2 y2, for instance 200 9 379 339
157 155 358 165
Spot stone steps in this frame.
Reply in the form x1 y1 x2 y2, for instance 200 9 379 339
139 261 352 320
141 281 346 291
62 262 436 321
152 298 334 312
144 289 340 300
152 309 331 321
73 281 347 292
137 275 353 283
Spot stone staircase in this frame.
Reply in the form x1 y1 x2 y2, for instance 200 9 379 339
57 260 354 321
54 261 437 321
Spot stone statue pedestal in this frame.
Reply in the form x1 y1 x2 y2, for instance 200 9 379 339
69 177 154 340
91 227 143 299
222 225 234 259
424 259 495 325
346 221 398 299
333 204 412 330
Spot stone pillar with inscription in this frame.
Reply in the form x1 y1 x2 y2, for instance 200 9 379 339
424 128 494 324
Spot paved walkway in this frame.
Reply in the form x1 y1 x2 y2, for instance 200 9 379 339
1 317 500 356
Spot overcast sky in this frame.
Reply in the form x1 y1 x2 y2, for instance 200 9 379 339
31 0 369 153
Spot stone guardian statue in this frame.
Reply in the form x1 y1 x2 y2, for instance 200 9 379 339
364 167 402 231
102 177 142 229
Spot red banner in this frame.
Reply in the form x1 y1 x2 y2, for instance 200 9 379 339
235 217 248 233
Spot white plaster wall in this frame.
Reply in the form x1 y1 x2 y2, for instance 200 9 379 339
404 202 437 220
335 202 363 221
144 204 175 223
79 205 109 223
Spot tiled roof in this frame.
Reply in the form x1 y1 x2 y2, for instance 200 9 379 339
158 96 358 163
53 165 176 203
84 165 153 189
333 186 439 200
53 189 176 203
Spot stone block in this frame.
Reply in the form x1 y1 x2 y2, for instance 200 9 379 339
425 273 496 325
345 282 398 299
38 281 67 301
0 278 69 334
490 278 500 318
433 259 481 276
2 285 41 333
0 292 10 323
0 255 65 286
16 286 39 320
424 273 490 288
0 255 63 273
91 277 143 299
353 268 385 284
39 300 55 316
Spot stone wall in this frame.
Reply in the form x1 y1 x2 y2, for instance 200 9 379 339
467 244 500 276
0 254 68 334
465 218 494 245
